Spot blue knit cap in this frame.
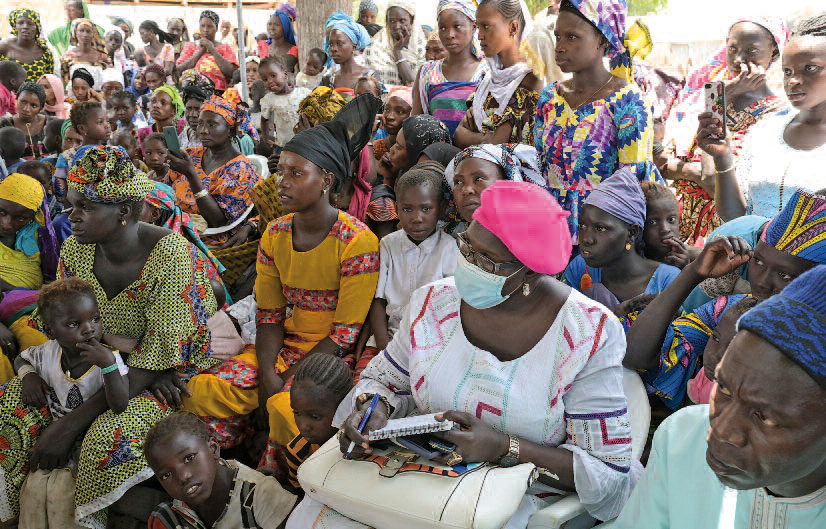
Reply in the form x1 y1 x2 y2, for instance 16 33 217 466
738 264 826 389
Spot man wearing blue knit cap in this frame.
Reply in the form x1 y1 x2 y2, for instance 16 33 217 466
606 265 826 528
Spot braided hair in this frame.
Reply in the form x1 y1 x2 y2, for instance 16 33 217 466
479 0 526 39
293 353 353 402
794 14 826 37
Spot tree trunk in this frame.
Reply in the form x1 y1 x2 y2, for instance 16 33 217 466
295 0 352 67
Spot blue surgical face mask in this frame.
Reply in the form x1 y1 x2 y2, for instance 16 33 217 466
454 256 524 309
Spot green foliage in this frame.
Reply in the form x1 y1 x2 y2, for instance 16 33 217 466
523 0 669 17
628 0 669 16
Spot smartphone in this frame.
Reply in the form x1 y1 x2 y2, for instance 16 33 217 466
704 81 726 140
163 125 184 158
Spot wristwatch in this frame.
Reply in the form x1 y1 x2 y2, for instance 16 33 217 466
497 435 520 467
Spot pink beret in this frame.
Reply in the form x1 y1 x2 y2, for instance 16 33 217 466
472 181 572 275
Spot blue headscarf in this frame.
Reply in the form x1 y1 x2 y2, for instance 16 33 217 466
324 10 372 68
268 11 296 46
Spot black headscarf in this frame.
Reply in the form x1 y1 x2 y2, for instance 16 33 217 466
200 10 220 27
420 142 460 167
71 68 96 89
284 93 383 193
401 115 450 166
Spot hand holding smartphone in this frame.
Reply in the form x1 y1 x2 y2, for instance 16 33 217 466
163 126 184 159
704 81 726 140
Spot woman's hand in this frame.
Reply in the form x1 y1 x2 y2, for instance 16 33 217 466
459 109 477 133
29 421 76 471
166 149 196 177
149 369 192 408
338 397 390 459
293 114 312 135
88 89 104 103
198 38 216 54
102 334 138 354
258 367 284 408
392 27 411 57
688 236 752 279
21 372 51 408
0 323 18 358
433 411 508 464
218 223 255 249
725 62 767 101
696 112 732 161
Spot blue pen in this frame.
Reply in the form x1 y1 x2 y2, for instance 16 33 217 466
345 393 381 458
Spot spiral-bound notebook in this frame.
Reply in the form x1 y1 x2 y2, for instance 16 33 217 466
367 413 457 441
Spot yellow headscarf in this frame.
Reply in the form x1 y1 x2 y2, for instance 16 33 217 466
0 173 45 221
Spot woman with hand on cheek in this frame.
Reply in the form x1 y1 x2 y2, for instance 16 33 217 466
663 17 787 244
697 15 826 221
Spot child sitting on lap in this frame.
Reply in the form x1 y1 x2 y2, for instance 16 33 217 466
142 133 171 184
146 412 296 529
1 278 130 527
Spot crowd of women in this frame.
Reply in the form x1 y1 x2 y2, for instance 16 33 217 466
1 0 826 528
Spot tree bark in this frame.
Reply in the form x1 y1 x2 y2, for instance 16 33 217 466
295 0 352 68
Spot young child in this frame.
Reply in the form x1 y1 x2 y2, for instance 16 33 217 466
368 162 459 352
2 278 130 525
42 118 64 162
371 87 412 162
354 75 382 98
687 296 759 405
70 101 112 148
641 181 697 269
145 412 296 529
15 160 57 216
259 56 311 154
111 90 148 132
0 61 26 117
282 353 354 491
295 48 327 90
0 126 26 175
112 130 150 172
248 79 268 132
142 133 171 184
425 32 448 62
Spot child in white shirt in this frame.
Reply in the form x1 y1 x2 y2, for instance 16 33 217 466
295 49 327 90
368 162 459 351
3 278 131 527
258 56 311 154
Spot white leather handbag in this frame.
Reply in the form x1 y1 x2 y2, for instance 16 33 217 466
297 436 538 529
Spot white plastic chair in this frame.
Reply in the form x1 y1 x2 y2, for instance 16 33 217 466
527 369 651 529
200 154 270 237
247 154 271 179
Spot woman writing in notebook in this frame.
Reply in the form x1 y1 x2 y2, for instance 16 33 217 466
290 182 639 528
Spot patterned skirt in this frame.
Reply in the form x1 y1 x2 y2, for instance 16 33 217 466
0 376 173 529
0 377 52 523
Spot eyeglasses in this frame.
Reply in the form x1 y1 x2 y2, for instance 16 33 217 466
456 231 522 274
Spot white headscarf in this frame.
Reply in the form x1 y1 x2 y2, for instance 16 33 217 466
471 0 533 131
444 143 546 188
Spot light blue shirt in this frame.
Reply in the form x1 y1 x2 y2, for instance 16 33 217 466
604 405 826 529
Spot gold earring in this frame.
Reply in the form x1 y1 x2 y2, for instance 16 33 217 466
625 243 632 251
121 219 127 226
522 282 531 296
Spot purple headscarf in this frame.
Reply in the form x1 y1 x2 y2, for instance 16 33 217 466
583 167 646 228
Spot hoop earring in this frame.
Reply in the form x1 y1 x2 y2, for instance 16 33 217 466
625 243 632 251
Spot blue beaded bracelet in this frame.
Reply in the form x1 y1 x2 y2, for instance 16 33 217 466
101 362 119 375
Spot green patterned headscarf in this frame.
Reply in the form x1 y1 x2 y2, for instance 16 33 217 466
68 145 154 204
153 85 185 120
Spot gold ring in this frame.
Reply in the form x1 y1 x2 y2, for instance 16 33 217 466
446 451 463 466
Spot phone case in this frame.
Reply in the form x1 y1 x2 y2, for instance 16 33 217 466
163 126 183 158
704 81 726 140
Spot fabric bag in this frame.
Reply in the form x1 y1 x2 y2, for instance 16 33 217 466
298 436 538 529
